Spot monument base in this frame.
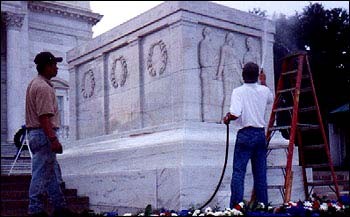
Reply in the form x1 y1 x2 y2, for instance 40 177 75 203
59 122 310 214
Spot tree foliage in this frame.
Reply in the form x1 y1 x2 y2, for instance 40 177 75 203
273 3 349 122
249 8 268 17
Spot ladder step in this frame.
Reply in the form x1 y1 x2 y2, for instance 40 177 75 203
272 106 317 113
267 165 286 169
268 126 291 131
277 88 295 94
297 123 320 130
282 70 298 75
286 73 310 79
273 106 293 112
302 74 310 79
276 87 312 94
302 144 325 150
304 163 329 168
300 87 312 93
281 51 307 60
267 184 285 189
267 144 289 150
268 124 319 131
299 106 317 112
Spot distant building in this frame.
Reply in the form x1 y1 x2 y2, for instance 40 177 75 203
1 1 102 146
328 103 349 169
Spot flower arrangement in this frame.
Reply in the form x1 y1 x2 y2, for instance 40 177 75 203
85 193 349 216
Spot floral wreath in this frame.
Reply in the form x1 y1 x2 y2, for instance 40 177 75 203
81 69 95 98
111 56 128 88
147 40 167 77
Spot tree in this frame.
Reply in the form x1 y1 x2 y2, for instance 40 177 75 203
273 3 349 123
249 8 268 17
297 3 349 120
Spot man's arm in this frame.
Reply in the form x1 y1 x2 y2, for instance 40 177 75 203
39 115 62 154
259 69 274 104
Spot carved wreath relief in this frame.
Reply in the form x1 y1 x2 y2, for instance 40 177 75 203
81 69 95 99
111 56 128 88
147 40 167 77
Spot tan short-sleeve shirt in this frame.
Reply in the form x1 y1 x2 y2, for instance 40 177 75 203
25 75 60 128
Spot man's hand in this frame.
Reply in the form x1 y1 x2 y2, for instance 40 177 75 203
39 115 63 154
223 112 232 125
259 69 267 86
223 112 239 125
50 138 63 154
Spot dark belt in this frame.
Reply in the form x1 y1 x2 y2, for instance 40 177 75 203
26 127 41 131
27 127 59 131
240 126 265 131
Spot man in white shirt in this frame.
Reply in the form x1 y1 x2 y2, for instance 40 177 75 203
223 62 273 208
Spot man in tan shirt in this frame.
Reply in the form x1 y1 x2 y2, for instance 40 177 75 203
26 52 72 217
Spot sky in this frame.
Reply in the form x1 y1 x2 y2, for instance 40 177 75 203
90 1 349 38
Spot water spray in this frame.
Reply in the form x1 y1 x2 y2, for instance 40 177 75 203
260 19 269 73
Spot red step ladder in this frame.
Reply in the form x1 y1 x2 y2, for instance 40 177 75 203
266 51 340 203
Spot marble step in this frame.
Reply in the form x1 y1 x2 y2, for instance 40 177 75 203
1 199 89 217
1 144 31 158
1 197 89 209
1 157 32 175
1 175 90 216
313 170 349 182
1 188 78 200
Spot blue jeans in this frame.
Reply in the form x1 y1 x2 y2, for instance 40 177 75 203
230 127 268 207
28 129 66 214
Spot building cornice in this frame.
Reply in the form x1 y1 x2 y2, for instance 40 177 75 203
2 11 25 30
28 1 103 26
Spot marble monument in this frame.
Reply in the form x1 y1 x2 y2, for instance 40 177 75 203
59 1 310 213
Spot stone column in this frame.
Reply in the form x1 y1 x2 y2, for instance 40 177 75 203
3 11 25 143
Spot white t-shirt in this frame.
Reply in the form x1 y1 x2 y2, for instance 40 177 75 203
229 83 273 129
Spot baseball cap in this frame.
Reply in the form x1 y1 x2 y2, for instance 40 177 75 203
34 52 63 65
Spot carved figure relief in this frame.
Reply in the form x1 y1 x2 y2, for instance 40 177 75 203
81 69 95 99
147 40 167 77
199 27 222 123
111 56 128 88
199 27 217 70
217 32 243 118
242 37 261 67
